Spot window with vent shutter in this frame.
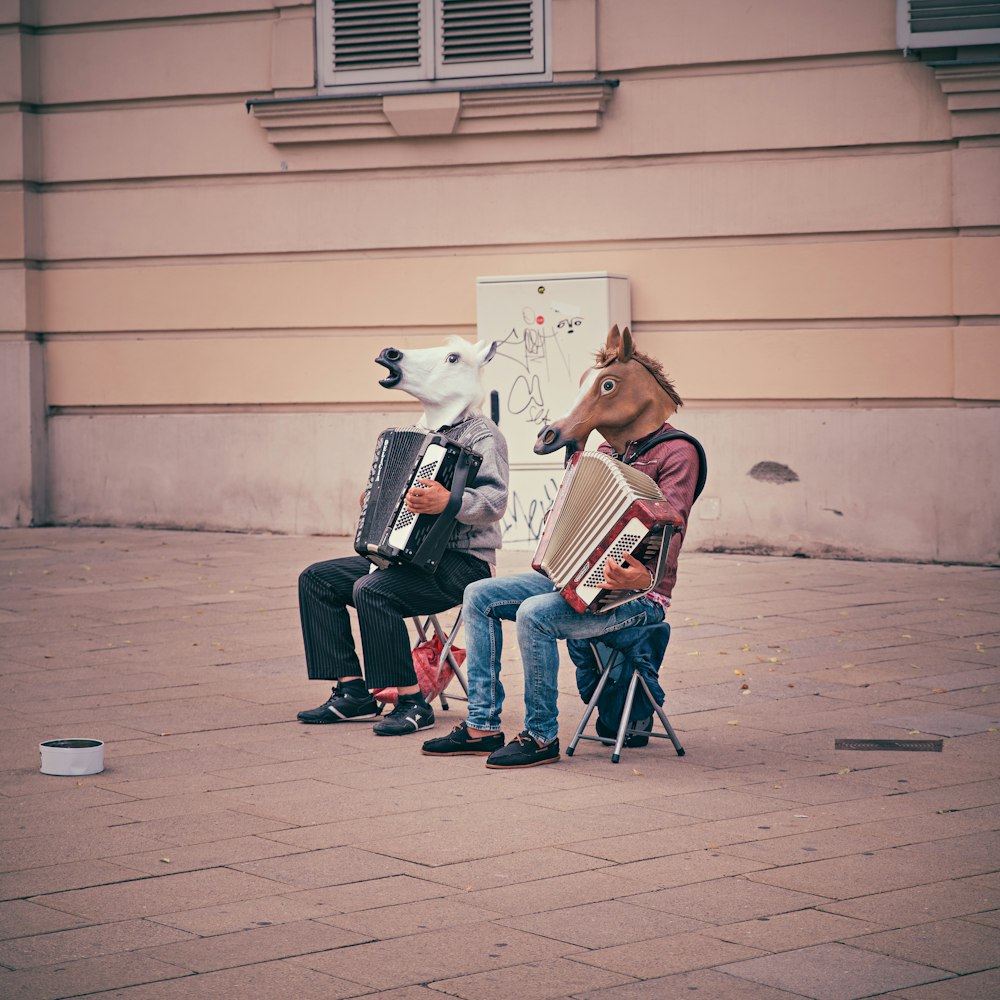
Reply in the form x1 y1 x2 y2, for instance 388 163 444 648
897 0 1000 49
317 0 549 93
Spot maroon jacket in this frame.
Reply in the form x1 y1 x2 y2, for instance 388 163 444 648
598 422 700 602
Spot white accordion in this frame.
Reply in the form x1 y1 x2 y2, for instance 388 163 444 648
531 451 682 613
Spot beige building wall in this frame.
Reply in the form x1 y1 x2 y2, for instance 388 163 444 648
2 0 998 562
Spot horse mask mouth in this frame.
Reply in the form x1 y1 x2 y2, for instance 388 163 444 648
534 425 582 459
375 348 403 389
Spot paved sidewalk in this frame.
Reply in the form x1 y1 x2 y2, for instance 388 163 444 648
1 527 998 1000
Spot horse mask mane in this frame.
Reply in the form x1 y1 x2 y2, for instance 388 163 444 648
534 325 683 456
594 336 683 412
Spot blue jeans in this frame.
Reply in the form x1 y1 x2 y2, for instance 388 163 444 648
463 571 666 744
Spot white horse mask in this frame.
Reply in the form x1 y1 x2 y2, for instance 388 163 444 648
374 336 499 430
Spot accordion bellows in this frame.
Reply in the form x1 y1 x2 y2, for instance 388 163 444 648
532 451 682 613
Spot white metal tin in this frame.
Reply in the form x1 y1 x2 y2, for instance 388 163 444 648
39 738 105 776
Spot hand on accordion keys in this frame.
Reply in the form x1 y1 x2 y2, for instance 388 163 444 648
602 554 655 592
404 477 451 516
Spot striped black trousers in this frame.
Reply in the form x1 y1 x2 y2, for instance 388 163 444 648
298 552 490 689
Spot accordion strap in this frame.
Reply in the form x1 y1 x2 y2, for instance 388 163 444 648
625 430 707 503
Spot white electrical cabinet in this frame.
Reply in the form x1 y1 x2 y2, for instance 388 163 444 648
476 272 631 549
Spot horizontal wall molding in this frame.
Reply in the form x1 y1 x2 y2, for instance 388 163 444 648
20 62 954 185
28 148 971 262
47 397 1000 417
43 324 1000 408
35 238 1000 333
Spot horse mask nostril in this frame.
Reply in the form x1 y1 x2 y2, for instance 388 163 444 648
384 348 403 362
542 429 558 445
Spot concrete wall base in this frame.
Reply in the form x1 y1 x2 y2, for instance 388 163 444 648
44 405 1000 565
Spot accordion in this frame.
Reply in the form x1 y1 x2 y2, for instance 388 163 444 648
354 427 482 573
531 451 682 613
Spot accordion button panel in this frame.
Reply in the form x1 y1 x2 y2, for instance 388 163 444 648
386 443 447 551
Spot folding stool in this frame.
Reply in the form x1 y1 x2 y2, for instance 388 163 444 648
565 622 685 764
410 608 468 710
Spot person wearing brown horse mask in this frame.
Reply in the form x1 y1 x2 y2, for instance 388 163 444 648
422 326 705 767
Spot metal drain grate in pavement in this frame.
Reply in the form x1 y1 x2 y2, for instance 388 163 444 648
835 738 943 752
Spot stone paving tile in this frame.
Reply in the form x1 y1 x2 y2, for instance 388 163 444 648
459 870 648 917
701 908 885 950
0 860 147 903
719 942 953 999
498 899 710 948
880 709 1000 737
146 893 342 936
109 835 307 875
107 808 295 847
430 956 634 1000
598 849 773 892
80 959 371 999
291 921 580 990
639 788 806 821
90 773 246 800
515 770 728 808
257 806 482 851
964 909 1000 929
845 917 1000 974
205 756 381 789
231 846 417 889
361 804 678 868
722 810 999 867
745 832 998 900
0 828 169 874
573 967 808 999
0 953 189 1000
89 746 276 783
880 966 1000 998
901 667 1000 691
138 918 370 973
739 771 902 807
565 809 861 864
0 917 195 969
965 872 1000 891
571 928 766 978
33 868 289 921
626 876 828 923
0 898 91 940
291 874 455 914
408 847 612 891
320 896 502 939
0 782 134 821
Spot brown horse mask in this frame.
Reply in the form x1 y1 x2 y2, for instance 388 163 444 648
534 325 682 458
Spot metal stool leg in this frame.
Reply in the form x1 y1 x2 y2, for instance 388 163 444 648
566 648 620 757
635 672 685 756
612 669 641 764
411 611 467 710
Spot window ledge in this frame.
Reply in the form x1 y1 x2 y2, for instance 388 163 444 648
247 80 618 144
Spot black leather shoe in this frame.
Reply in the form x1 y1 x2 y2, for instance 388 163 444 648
422 722 505 756
296 685 382 723
485 730 560 768
372 696 435 736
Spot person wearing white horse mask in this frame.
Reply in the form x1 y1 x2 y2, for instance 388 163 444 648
296 337 508 736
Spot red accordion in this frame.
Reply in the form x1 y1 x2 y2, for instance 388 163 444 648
531 451 682 614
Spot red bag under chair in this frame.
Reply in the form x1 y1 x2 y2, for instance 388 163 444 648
373 634 465 706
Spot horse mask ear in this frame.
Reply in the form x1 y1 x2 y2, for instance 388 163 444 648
476 340 498 366
605 325 634 363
